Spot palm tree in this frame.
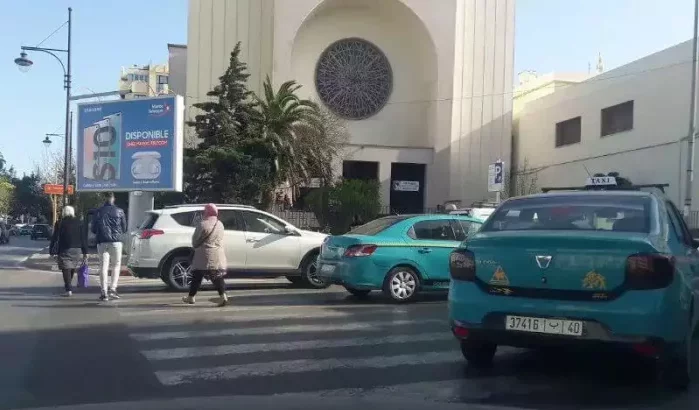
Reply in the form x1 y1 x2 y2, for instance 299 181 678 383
256 76 322 187
0 152 5 172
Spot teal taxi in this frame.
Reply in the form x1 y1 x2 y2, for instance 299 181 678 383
448 184 699 388
317 214 484 302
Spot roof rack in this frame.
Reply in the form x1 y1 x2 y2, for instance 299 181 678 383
163 203 257 209
541 184 669 193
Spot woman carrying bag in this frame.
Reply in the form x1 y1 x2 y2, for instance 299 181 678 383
182 203 229 306
49 205 87 297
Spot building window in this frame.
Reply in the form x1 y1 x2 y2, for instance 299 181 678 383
157 75 169 85
601 100 634 137
555 116 582 147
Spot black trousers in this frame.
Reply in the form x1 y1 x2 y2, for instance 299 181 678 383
62 269 75 291
188 270 226 297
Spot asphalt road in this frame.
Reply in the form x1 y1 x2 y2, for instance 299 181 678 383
0 235 47 269
0 238 698 409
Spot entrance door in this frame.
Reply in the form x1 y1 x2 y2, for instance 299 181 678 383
390 163 426 214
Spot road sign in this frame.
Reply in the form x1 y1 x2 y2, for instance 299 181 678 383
43 184 74 195
488 160 505 192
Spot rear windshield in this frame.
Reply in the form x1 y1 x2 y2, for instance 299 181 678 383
348 216 409 236
481 195 653 233
138 213 160 230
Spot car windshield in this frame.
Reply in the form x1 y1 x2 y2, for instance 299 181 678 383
481 195 653 233
348 216 410 236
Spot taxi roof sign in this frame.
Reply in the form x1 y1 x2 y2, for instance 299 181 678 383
585 176 617 186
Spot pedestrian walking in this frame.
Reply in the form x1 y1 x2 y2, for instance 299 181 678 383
91 192 127 301
182 203 229 306
49 205 87 297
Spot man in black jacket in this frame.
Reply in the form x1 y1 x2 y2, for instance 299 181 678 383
92 192 127 301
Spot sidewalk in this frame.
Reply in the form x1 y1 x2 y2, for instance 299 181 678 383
22 247 131 276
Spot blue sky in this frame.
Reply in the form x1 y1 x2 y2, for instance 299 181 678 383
0 0 694 175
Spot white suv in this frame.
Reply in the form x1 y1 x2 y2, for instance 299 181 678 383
127 204 329 291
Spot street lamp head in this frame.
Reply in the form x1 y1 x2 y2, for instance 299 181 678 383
42 136 52 147
14 52 33 72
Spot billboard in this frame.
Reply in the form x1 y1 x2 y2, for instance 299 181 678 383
76 95 184 192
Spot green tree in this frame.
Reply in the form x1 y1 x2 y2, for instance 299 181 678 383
306 179 381 234
10 173 51 220
185 42 275 205
0 177 14 215
256 76 323 187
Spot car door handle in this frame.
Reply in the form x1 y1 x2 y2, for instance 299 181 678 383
246 239 259 243
418 248 432 254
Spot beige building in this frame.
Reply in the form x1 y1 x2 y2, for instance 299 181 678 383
513 39 696 208
186 0 516 211
118 63 170 99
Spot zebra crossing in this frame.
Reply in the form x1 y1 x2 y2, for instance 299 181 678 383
114 282 525 404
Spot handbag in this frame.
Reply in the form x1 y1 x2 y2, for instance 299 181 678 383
77 263 89 288
50 219 63 256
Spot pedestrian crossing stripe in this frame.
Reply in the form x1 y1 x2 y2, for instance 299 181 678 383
129 319 445 342
141 332 453 360
154 351 462 385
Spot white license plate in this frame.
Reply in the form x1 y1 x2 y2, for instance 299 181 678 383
505 315 583 336
320 264 336 274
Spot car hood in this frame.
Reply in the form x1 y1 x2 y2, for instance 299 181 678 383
299 229 327 239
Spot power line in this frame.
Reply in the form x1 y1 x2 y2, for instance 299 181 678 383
35 21 68 48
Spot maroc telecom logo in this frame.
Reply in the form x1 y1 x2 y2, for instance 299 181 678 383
148 103 171 117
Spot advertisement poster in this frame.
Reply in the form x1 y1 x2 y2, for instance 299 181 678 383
76 96 184 192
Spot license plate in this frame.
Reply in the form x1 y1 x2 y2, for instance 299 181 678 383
505 315 583 336
320 264 335 274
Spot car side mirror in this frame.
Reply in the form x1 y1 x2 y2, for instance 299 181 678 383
693 238 699 250
284 225 298 235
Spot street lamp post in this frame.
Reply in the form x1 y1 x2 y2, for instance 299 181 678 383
14 7 72 208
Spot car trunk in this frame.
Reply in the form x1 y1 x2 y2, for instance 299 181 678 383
320 235 374 261
467 231 658 292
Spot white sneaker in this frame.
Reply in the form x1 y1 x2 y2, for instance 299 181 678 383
182 296 195 304
62 290 72 297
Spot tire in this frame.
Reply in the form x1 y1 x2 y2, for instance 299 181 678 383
382 266 420 303
163 254 193 292
300 251 329 289
286 276 304 285
345 287 371 298
460 340 497 368
662 314 695 390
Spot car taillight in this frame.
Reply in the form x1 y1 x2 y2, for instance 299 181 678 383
344 244 377 257
625 253 675 290
450 249 476 281
140 229 164 240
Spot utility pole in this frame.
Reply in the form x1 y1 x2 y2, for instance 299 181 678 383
684 0 699 216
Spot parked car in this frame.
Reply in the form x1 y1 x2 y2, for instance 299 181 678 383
448 188 699 389
30 224 52 240
317 214 484 302
19 225 32 235
127 204 328 291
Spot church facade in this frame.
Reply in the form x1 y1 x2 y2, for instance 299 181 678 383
186 0 516 211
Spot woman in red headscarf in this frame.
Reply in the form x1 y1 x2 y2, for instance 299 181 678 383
182 203 229 306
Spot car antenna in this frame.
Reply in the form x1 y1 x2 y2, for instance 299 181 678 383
582 163 593 179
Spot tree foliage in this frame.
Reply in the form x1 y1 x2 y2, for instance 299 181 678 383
183 42 348 207
306 179 381 234
184 43 275 205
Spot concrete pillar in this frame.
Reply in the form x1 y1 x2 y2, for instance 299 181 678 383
126 191 154 252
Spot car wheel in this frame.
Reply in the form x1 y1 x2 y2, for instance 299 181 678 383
382 266 420 303
300 251 329 289
164 255 193 292
345 287 371 298
662 318 695 390
286 276 304 285
461 340 497 368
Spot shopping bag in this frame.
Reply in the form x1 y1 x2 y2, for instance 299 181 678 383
77 263 89 288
